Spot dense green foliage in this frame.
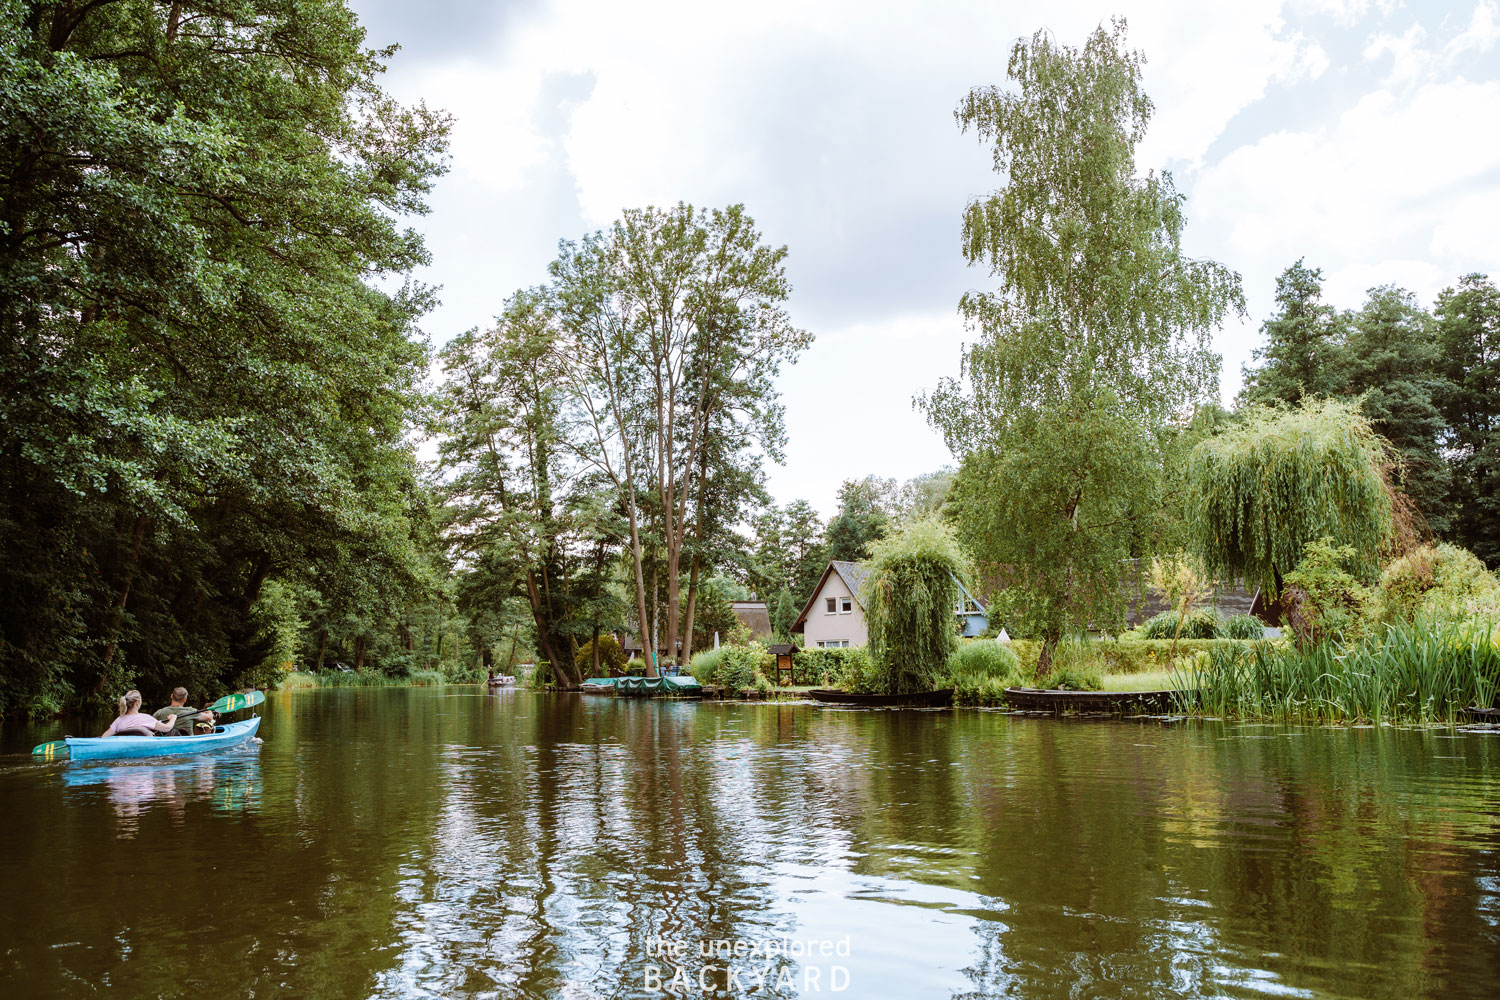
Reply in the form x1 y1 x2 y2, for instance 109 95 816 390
862 520 968 694
825 477 891 563
1372 543 1500 626
923 21 1242 675
944 640 1024 705
1189 398 1394 598
1435 275 1500 564
577 634 629 677
0 1 449 716
1242 265 1500 559
1239 260 1349 407
1140 609 1224 640
1223 613 1266 640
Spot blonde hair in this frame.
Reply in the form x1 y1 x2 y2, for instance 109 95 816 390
118 690 143 715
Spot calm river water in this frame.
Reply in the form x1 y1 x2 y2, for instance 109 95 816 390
2 688 1499 999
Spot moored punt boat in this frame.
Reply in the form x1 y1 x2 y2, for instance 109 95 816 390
1002 688 1184 714
63 717 261 762
807 688 954 708
1463 705 1500 722
615 676 703 697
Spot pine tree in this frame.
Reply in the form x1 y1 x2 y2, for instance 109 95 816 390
1345 286 1451 535
1239 260 1349 407
1435 274 1500 565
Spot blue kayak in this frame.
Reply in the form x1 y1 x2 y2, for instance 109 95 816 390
64 717 261 762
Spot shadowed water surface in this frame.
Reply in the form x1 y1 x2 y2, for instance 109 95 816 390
2 688 1498 998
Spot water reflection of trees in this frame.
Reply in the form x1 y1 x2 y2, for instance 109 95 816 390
23 691 1492 999
364 697 1500 1000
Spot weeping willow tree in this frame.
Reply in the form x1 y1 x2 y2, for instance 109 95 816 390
1188 398 1397 596
862 520 970 695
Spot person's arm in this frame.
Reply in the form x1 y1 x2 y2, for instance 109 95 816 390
154 714 176 733
99 720 115 738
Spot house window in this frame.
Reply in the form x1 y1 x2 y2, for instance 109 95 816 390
825 597 837 614
816 640 849 649
839 597 852 614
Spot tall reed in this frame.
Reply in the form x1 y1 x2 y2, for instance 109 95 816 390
1178 620 1499 723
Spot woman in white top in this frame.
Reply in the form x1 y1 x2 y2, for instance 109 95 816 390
100 690 176 737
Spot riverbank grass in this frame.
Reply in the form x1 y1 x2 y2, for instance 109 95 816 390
280 670 458 690
1186 620 1499 723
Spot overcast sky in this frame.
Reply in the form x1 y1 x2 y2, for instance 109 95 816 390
349 0 1500 517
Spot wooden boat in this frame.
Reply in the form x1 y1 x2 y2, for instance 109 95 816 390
1462 705 1500 722
614 676 703 697
63 717 261 762
487 675 516 687
807 688 953 707
1002 687 1184 713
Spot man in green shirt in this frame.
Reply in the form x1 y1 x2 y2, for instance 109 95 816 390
154 687 214 736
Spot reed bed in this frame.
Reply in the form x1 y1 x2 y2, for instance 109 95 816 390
280 669 455 690
1178 621 1499 723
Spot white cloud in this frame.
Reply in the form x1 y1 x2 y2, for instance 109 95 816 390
1447 0 1500 57
1363 24 1432 87
354 0 1500 507
1191 77 1500 395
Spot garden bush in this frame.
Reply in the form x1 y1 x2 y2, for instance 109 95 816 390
1223 613 1265 639
688 647 726 684
828 648 880 694
1281 537 1372 647
715 645 765 693
1373 543 1500 626
1045 661 1103 691
793 647 869 686
577 634 629 676
944 640 1024 706
1139 609 1222 639
1140 611 1180 640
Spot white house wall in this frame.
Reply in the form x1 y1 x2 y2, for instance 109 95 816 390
802 571 869 648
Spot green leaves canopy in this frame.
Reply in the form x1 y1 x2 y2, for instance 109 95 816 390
0 2 448 713
1188 398 1395 596
922 21 1242 665
863 520 969 696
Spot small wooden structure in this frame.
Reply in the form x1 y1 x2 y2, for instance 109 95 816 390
768 643 797 685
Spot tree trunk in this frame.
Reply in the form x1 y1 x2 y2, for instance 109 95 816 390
681 551 702 666
525 570 579 688
315 629 327 671
1035 626 1063 681
624 502 656 678
354 637 366 671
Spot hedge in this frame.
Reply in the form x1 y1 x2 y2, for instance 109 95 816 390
1006 638 1281 675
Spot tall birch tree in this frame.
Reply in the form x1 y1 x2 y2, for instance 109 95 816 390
921 21 1243 675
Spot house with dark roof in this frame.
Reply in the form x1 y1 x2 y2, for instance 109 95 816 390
1114 558 1279 634
791 560 989 648
619 600 773 660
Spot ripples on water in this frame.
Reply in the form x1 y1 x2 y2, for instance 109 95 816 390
2 690 1498 999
